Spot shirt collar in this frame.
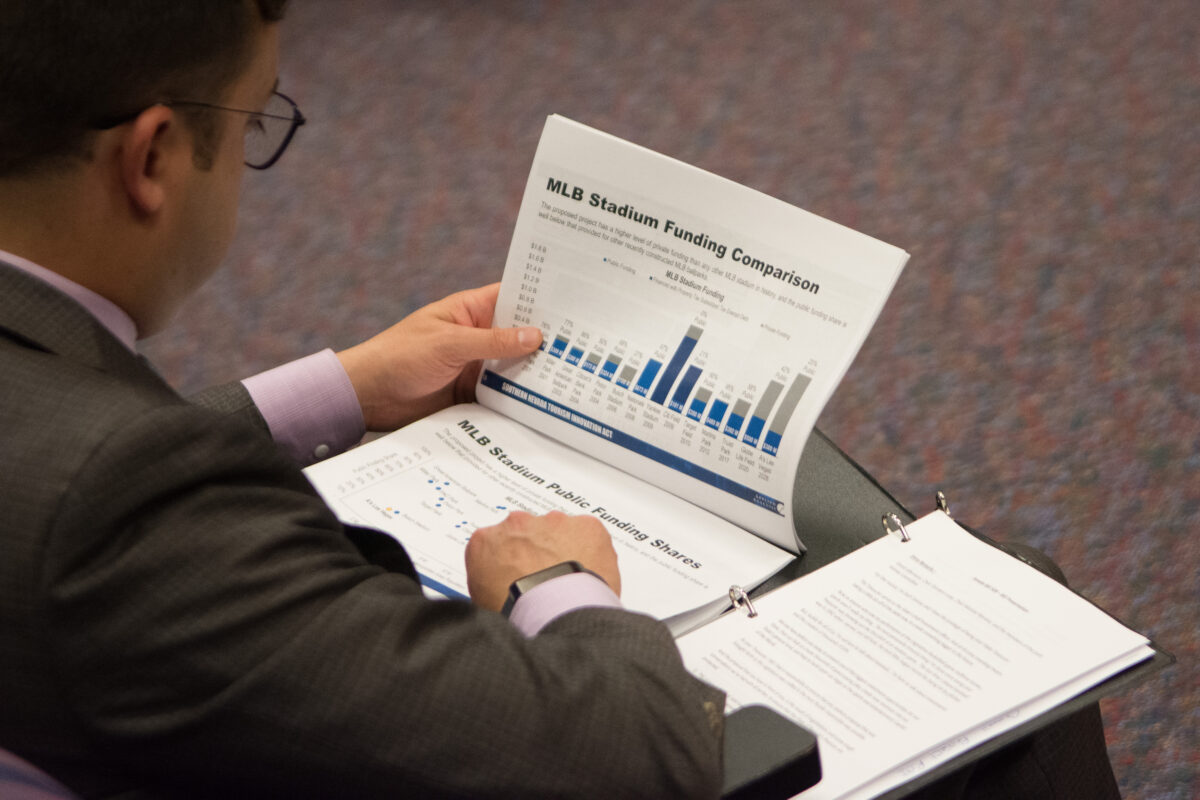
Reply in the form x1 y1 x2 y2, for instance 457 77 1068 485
0 248 139 352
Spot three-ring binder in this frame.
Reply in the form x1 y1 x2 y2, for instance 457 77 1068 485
735 492 954 618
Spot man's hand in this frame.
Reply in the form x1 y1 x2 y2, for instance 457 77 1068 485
465 511 621 612
337 283 542 431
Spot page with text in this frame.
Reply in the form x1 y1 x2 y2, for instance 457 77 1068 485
304 405 793 633
675 512 1153 799
483 115 908 550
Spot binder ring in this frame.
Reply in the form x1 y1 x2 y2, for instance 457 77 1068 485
936 490 951 517
729 585 758 618
882 513 911 543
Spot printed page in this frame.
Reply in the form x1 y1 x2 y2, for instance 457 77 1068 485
304 405 793 634
482 115 908 551
675 511 1153 800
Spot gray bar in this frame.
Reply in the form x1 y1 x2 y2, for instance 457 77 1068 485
731 398 751 418
619 364 638 383
767 373 811 436
585 352 602 367
693 386 712 404
751 380 785 420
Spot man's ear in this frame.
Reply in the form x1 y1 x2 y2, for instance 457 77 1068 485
117 105 181 217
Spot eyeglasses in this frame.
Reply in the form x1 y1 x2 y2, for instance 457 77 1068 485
167 91 306 170
94 91 306 170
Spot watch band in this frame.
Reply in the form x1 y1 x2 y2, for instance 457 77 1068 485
500 560 602 618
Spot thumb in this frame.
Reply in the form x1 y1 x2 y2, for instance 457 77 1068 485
445 324 543 364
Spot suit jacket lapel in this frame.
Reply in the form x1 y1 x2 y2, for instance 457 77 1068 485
0 261 164 388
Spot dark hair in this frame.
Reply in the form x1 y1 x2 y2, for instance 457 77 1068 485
0 0 289 177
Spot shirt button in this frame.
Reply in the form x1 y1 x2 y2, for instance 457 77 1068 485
313 443 331 460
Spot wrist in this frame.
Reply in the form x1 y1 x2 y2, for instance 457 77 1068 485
335 344 387 431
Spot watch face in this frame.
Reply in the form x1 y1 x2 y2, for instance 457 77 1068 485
503 561 586 618
515 561 583 594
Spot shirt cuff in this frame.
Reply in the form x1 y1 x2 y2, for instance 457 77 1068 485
508 572 623 637
241 349 365 466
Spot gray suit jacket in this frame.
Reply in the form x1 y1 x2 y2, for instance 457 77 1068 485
0 263 724 799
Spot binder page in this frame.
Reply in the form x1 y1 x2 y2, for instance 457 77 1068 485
482 115 908 551
304 405 793 634
676 511 1153 800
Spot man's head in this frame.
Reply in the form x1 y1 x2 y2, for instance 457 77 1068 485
0 1 291 336
0 0 289 178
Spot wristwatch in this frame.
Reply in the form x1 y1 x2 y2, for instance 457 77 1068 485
500 560 602 618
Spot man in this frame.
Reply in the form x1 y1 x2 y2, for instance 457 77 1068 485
0 2 723 798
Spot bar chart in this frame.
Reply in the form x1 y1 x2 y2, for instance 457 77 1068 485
491 224 846 519
532 316 812 459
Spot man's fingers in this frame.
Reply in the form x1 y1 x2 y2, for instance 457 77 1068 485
444 324 543 364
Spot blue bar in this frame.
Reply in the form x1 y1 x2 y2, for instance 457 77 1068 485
616 373 632 389
581 358 599 374
763 430 783 457
480 370 786 516
687 397 707 421
548 336 569 358
743 416 767 447
705 399 729 430
723 413 745 438
633 360 662 397
599 359 620 381
668 366 702 413
565 346 584 365
650 330 701 405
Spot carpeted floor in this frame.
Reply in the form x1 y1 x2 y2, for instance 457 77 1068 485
141 2 1198 797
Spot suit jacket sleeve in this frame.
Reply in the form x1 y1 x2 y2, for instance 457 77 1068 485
42 403 724 799
188 381 272 436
